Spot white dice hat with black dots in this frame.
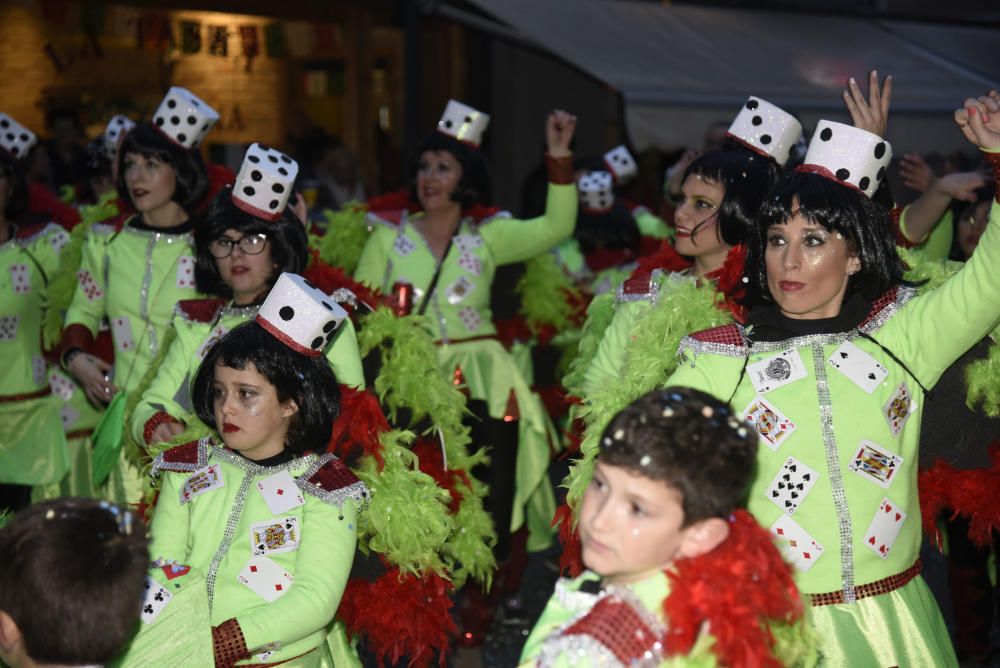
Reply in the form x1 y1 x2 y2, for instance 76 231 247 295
436 100 490 147
0 113 37 159
151 87 220 150
102 115 135 161
231 143 299 221
603 145 638 184
726 97 803 167
256 273 348 357
578 171 615 212
801 120 891 198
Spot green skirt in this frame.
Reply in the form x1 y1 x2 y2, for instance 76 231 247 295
0 395 69 485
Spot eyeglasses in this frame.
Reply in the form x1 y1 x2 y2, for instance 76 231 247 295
208 233 269 258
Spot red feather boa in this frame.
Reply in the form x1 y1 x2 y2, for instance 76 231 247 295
327 385 389 469
631 238 693 277
704 244 748 322
552 503 584 577
919 445 1000 548
410 436 472 514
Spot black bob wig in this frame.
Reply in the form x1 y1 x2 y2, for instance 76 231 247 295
409 131 490 210
683 149 777 247
115 122 209 213
191 321 340 455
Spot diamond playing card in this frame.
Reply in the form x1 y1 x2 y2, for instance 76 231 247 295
140 576 173 624
849 440 903 489
237 556 294 602
180 464 224 504
827 340 888 394
747 349 807 394
457 251 482 276
49 371 77 401
863 498 906 560
765 456 819 515
176 255 195 289
76 269 103 301
769 514 825 573
111 316 134 352
883 382 913 437
49 228 70 255
9 263 31 294
250 517 300 556
453 233 482 252
393 234 416 257
256 470 305 515
444 276 474 305
743 395 796 451
458 306 482 332
195 325 229 360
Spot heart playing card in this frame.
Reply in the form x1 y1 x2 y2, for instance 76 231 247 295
458 306 482 332
9 263 31 295
256 470 305 515
863 498 906 560
828 341 888 394
765 456 819 515
176 256 196 289
237 556 293 602
769 514 825 573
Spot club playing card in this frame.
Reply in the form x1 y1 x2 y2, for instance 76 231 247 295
60 404 80 430
458 306 482 332
180 464 225 504
237 556 294 602
140 576 173 624
0 316 19 341
863 498 906 560
457 251 482 276
250 517 300 556
9 263 31 294
769 514 825 573
827 340 888 394
743 395 796 451
453 233 482 252
765 456 819 515
747 349 807 394
393 234 416 256
256 470 305 515
883 382 914 437
195 325 229 360
111 316 134 352
444 276 474 305
256 651 274 662
49 229 70 255
49 371 77 401
76 269 103 301
176 255 195 289
849 440 903 489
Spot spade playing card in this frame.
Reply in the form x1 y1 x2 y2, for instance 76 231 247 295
76 269 103 301
747 349 807 394
848 440 903 489
827 341 888 394
393 234 416 257
769 514 825 573
765 456 819 515
250 517 300 556
458 306 482 332
453 233 483 253
0 316 19 341
9 263 31 294
140 576 172 624
180 465 224 504
111 316 134 352
863 498 906 560
444 276 475 305
743 395 796 451
176 255 195 289
256 470 305 515
237 556 294 602
457 251 482 276
883 382 913 437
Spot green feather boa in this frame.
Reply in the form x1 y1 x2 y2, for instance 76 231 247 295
562 292 615 398
516 252 582 335
310 204 370 274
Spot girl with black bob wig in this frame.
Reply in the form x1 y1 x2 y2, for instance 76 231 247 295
408 131 490 210
115 122 209 213
190 321 340 455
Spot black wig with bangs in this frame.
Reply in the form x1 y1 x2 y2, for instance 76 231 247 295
683 149 777 247
115 122 209 213
409 131 490 210
745 171 908 306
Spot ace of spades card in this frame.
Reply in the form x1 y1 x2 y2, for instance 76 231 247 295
769 514 825 573
140 576 173 624
747 349 807 394
237 556 294 602
863 498 906 560
250 517 300 556
765 456 819 515
827 340 888 394
256 470 305 515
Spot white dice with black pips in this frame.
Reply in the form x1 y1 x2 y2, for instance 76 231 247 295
231 143 299 221
727 97 803 167
102 115 135 161
802 120 892 198
0 113 37 159
603 145 638 184
256 273 348 357
152 87 219 150
578 171 615 212
437 99 490 147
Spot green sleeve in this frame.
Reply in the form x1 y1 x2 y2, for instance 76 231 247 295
148 472 192 563
582 300 648 398
880 195 1000 388
353 227 391 291
482 183 577 266
325 317 364 389
236 499 358 652
665 350 745 403
900 207 953 261
634 209 672 240
130 319 195 445
63 229 107 336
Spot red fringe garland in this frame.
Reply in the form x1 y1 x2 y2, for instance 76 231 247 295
338 566 456 667
662 510 803 667
919 446 1000 548
328 386 389 469
552 503 584 578
704 244 748 322
410 436 471 514
366 189 420 213
303 251 383 311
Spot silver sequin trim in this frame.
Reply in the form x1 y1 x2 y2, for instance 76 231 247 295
220 303 260 319
149 437 211 478
615 269 665 304
811 344 856 603
329 288 357 309
295 453 370 512
140 233 156 354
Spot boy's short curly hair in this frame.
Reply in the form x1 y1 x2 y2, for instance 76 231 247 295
598 387 757 526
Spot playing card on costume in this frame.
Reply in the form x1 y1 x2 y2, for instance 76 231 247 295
743 395 796 451
444 276 474 305
457 251 482 276
748 348 807 394
770 514 825 573
827 340 888 394
393 234 416 257
195 325 229 360
140 576 173 624
59 404 80 429
112 316 135 352
250 517 300 556
883 382 913 436
180 464 224 504
77 269 103 301
9 263 30 294
49 228 70 255
765 456 818 515
176 255 196 288
237 555 294 602
49 371 76 401
863 498 906 560
256 470 305 515
453 233 482 252
458 306 482 331
31 356 46 386
0 316 18 341
849 440 903 489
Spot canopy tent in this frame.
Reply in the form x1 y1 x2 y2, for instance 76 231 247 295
464 0 1000 153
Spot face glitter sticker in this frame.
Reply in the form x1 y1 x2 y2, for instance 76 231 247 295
250 517 300 556
747 348 807 394
848 440 903 489
883 382 914 437
742 395 797 451
770 514 825 573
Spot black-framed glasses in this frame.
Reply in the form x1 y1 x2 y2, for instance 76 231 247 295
208 233 269 258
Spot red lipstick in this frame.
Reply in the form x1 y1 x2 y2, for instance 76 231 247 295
222 423 240 433
779 281 805 292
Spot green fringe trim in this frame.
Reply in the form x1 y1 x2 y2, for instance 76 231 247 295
562 292 615 398
565 276 733 510
42 221 95 350
516 253 583 335
309 203 370 274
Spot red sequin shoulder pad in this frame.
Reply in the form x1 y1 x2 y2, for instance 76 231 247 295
152 439 210 475
174 298 226 324
295 454 370 510
677 323 749 360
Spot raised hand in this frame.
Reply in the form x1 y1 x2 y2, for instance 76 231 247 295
844 70 892 137
899 153 935 193
955 91 1000 151
546 109 577 159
